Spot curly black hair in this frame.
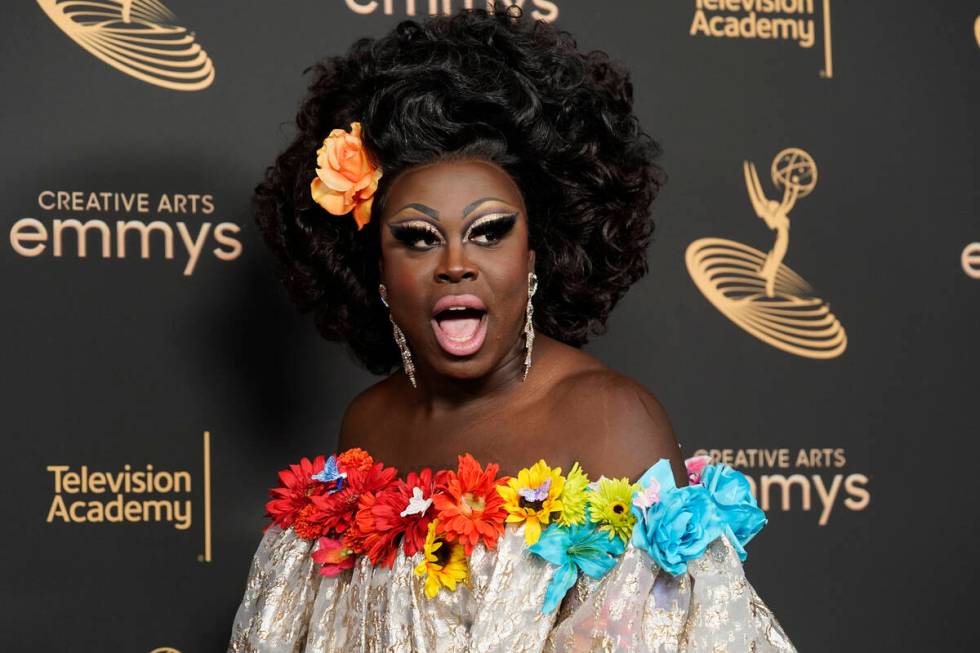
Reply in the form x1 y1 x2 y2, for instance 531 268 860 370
254 6 666 375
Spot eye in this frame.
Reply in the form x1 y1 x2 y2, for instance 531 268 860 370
466 213 517 245
390 222 444 250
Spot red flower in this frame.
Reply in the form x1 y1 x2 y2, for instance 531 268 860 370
347 468 444 566
343 490 400 567
433 454 509 555
265 455 326 531
312 536 355 577
392 469 445 557
310 461 398 538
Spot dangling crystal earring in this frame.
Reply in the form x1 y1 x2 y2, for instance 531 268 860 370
378 283 417 389
522 272 538 382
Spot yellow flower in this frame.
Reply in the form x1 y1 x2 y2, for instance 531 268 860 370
557 462 589 527
496 460 565 545
589 477 639 544
413 519 468 598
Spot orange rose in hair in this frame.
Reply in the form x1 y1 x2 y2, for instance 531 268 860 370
310 122 382 230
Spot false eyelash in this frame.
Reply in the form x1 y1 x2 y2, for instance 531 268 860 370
390 222 443 248
467 213 517 243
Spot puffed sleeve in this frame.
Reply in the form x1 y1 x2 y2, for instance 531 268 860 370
227 527 323 652
543 535 796 652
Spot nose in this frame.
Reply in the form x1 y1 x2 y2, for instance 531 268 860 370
434 240 478 283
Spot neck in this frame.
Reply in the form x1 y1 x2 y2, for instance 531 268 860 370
409 331 545 414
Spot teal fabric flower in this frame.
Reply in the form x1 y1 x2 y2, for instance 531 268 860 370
701 463 767 560
529 522 625 613
630 459 724 576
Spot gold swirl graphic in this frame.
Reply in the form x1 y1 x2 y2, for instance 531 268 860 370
686 148 846 359
36 0 214 91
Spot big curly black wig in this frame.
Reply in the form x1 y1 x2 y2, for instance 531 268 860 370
255 6 666 375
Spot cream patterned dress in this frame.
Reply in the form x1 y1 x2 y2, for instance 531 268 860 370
227 451 797 652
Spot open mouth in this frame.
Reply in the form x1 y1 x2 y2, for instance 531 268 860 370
430 295 489 357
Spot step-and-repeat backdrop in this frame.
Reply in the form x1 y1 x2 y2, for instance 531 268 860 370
3 1 977 651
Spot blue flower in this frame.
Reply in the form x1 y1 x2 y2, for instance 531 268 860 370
701 463 766 560
529 522 625 613
629 459 724 576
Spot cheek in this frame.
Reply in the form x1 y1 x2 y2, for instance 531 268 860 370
386 269 421 304
488 267 532 329
381 250 428 305
483 243 532 325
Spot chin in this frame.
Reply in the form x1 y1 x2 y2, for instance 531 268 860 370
427 354 495 381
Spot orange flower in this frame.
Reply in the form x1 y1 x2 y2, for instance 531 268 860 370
310 121 382 230
338 447 374 473
293 503 327 541
432 454 508 555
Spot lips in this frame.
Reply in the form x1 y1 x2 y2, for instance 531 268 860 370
430 293 489 357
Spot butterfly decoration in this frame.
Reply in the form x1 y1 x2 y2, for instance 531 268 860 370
399 486 433 518
311 454 347 493
518 477 551 503
632 479 661 510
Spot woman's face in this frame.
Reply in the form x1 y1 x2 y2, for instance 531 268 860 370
378 158 535 382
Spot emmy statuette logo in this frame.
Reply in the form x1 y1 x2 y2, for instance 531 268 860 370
686 148 846 359
35 0 214 91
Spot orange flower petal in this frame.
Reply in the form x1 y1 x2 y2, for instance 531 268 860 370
318 143 338 173
340 152 364 180
352 172 373 193
311 179 353 215
353 197 373 230
316 166 356 193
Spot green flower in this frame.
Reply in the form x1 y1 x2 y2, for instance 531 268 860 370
589 477 639 543
557 462 590 527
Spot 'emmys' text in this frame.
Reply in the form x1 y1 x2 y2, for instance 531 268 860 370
9 190 242 276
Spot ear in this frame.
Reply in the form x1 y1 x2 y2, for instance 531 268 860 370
527 248 536 274
378 255 385 280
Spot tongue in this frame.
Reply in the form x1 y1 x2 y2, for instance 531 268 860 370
438 316 481 340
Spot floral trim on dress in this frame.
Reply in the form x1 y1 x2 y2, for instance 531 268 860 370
263 449 766 613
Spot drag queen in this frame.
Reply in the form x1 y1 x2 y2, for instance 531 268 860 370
229 7 796 652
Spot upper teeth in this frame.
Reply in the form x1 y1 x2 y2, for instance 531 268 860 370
449 306 466 311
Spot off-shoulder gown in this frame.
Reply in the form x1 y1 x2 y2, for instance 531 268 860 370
227 449 797 652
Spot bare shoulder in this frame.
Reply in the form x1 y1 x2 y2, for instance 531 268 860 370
553 364 688 487
336 373 403 453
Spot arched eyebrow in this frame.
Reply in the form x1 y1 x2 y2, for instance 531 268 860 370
462 197 510 216
391 197 512 221
392 203 439 220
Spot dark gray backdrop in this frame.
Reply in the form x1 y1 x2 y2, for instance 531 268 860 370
2 1 978 651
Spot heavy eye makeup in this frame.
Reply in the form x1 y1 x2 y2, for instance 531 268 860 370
389 212 518 250
389 220 443 249
464 212 517 245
